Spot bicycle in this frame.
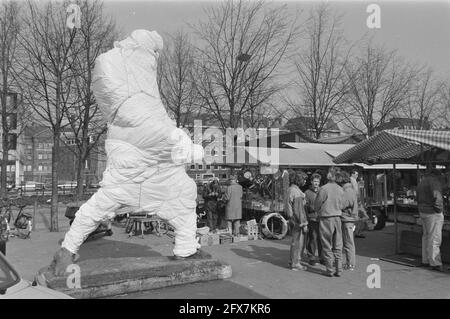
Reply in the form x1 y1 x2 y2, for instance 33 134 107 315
0 198 32 240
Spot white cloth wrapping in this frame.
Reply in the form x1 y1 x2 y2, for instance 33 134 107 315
61 30 203 257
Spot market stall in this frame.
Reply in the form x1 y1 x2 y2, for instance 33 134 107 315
333 129 450 256
225 145 353 239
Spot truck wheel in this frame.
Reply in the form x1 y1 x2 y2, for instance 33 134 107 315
372 209 386 230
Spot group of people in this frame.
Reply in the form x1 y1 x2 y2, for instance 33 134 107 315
286 167 366 277
201 176 243 236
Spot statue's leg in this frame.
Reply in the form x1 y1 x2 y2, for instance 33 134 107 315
156 176 200 257
62 188 121 255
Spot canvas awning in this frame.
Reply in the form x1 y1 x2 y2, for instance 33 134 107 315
246 146 351 167
333 129 450 164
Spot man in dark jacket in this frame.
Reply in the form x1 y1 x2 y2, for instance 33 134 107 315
338 171 358 271
417 169 445 271
203 179 221 232
286 170 309 271
314 167 344 277
305 173 322 265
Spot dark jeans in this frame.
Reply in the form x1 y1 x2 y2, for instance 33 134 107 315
290 224 307 266
319 216 343 274
0 241 5 256
205 200 219 230
306 220 322 261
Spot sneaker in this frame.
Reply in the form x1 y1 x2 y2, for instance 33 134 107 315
309 259 318 266
323 270 334 277
343 264 349 270
431 265 445 272
347 265 355 271
291 264 307 271
334 272 342 277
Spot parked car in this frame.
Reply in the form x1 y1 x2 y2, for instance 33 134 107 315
195 173 217 186
0 253 72 299
57 181 86 190
16 182 44 193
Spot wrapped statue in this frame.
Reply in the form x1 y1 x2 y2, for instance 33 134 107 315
45 30 204 276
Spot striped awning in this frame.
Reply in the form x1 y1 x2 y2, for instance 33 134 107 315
386 129 450 152
333 129 450 164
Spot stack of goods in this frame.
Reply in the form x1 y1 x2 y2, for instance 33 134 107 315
196 226 220 246
239 219 260 240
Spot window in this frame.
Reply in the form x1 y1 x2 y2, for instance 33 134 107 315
38 154 42 160
11 165 15 172
27 155 32 160
27 165 32 171
221 174 227 179
206 165 210 170
195 174 201 179
198 165 203 170
214 166 218 170
38 165 42 171
27 145 32 149
190 165 195 169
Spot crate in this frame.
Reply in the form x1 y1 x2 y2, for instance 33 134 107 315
219 234 233 245
234 235 248 242
198 233 220 246
248 225 260 240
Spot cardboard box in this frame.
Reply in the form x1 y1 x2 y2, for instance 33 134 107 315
198 233 220 246
236 235 248 242
219 234 233 245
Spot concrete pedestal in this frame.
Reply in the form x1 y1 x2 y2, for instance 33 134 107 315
38 251 232 299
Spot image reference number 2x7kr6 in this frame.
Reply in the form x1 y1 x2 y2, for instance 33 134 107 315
178 303 271 316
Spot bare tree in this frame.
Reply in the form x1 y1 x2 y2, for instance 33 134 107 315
157 30 201 128
342 40 416 136
16 0 80 231
192 0 299 130
62 0 116 201
394 68 443 129
291 4 352 139
0 1 21 198
437 79 450 129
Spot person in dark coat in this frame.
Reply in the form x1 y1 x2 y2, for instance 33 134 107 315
224 175 243 236
305 173 323 266
203 178 221 232
314 167 344 277
338 171 358 271
286 170 309 271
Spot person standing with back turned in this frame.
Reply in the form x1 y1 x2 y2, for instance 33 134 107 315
315 167 344 277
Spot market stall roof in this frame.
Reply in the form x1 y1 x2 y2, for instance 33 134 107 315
282 142 354 158
246 146 351 167
355 163 426 170
333 129 450 164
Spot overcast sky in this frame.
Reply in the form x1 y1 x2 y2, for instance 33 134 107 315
103 0 450 78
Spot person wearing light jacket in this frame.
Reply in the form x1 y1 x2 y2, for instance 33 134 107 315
314 167 344 277
286 170 309 271
39 30 204 277
338 171 358 271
